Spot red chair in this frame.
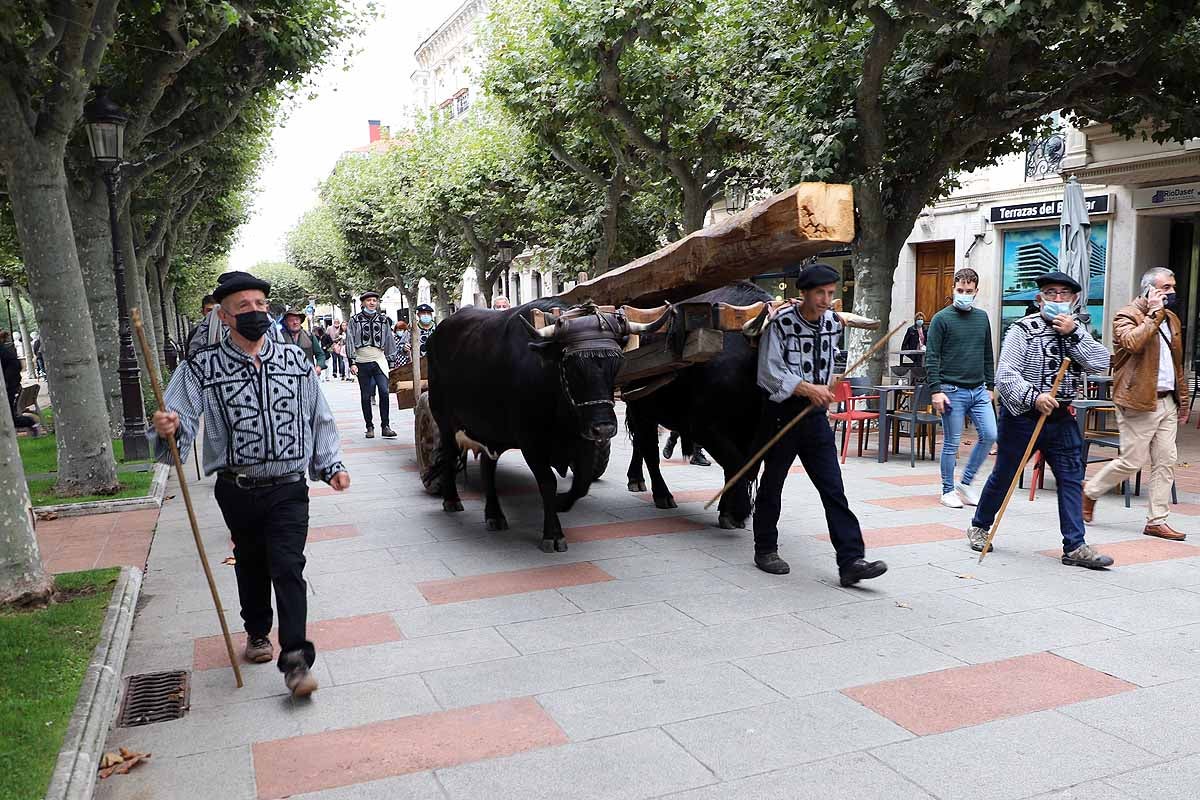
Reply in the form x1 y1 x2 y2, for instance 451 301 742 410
828 381 880 464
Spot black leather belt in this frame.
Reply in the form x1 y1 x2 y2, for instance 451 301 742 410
1157 391 1175 399
217 471 304 490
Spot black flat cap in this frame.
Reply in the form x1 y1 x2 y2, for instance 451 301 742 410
212 271 271 302
359 290 381 301
1035 270 1082 293
416 303 434 313
796 263 841 290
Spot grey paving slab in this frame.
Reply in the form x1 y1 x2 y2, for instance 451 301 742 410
423 641 654 708
1054 623 1200 686
667 581 859 626
289 772 445 800
871 710 1158 800
1063 587 1200 633
321 628 517 684
664 692 911 780
1078 557 1200 592
189 659 336 708
658 751 935 800
623 613 839 671
538 662 781 740
435 728 715 800
1104 754 1200 800
1024 783 1136 800
558 569 743 612
441 539 653 576
295 674 442 735
1060 678 1200 758
798 591 996 640
905 607 1128 664
93 744 255 800
592 548 727 579
392 589 581 638
736 634 961 697
499 601 701 654
944 574 1135 614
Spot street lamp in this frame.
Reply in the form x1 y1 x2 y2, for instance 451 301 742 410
497 238 517 300
85 86 148 459
0 277 12 334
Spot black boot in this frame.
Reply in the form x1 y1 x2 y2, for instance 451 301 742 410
662 431 679 460
838 558 888 587
381 426 397 438
754 552 790 574
365 426 375 439
690 449 711 467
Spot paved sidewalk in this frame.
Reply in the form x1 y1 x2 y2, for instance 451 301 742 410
96 380 1200 800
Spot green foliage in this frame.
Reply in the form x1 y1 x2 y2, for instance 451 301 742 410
0 568 119 800
27 472 154 506
249 261 318 308
285 205 362 303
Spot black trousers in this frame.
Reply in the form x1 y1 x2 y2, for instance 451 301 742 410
752 402 866 567
331 352 346 377
5 379 33 428
214 478 314 671
356 361 390 427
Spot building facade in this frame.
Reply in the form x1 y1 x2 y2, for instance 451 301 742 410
410 0 488 119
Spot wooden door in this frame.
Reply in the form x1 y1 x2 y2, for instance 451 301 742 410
915 241 956 322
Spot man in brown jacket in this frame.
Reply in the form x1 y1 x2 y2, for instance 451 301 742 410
1083 267 1189 539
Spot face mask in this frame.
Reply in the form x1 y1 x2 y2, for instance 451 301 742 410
1041 300 1073 321
953 292 975 311
233 310 272 341
915 319 924 328
1164 292 1179 309
419 314 433 325
363 307 377 315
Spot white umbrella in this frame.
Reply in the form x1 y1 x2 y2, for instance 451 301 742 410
1059 175 1092 313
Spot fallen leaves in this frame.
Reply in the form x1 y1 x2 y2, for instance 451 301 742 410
956 573 976 580
35 510 58 521
98 748 151 778
894 601 911 609
222 556 236 566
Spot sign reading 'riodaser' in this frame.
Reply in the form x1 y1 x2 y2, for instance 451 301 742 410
989 195 1110 223
1133 182 1200 210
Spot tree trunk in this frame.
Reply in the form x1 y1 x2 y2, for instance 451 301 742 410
681 185 709 235
432 280 453 317
69 181 121 432
146 256 168 362
5 158 120 495
594 166 626 275
847 223 908 385
11 286 35 381
0 407 51 604
118 211 159 378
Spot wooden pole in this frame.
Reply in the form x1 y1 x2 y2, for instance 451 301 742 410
977 358 1073 563
704 320 908 510
132 309 243 688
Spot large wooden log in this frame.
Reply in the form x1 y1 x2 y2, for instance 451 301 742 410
616 328 724 385
560 183 854 307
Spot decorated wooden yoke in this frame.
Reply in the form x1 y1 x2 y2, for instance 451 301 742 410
389 357 427 410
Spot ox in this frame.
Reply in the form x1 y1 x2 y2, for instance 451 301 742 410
625 281 774 529
428 300 668 552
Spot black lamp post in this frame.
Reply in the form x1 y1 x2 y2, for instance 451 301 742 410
0 277 12 333
497 239 517 300
85 86 148 460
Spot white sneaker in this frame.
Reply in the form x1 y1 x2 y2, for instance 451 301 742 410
940 491 964 509
956 482 980 506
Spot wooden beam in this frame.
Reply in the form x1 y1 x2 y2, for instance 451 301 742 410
560 182 854 307
616 328 723 385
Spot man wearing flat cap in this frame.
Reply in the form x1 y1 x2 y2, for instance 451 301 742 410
965 270 1114 569
281 307 327 373
346 290 401 438
150 270 349 698
752 262 888 587
413 302 437 360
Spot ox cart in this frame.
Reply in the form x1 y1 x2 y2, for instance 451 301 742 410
400 182 871 551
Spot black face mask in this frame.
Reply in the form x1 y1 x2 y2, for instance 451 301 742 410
233 310 272 341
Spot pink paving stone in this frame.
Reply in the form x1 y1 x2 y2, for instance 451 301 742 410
565 515 707 542
819 523 962 548
872 473 943 487
309 486 339 497
307 524 359 543
1038 537 1200 566
253 697 568 799
459 484 540 501
193 612 402 671
341 442 415 452
1169 502 1200 516
865 494 945 511
416 562 614 605
843 652 1135 736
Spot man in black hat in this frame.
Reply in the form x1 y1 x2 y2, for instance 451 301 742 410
150 270 349 698
346 291 400 438
751 263 888 586
281 307 327 373
966 270 1114 568
413 303 437 360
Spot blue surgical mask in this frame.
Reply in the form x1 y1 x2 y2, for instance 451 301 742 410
915 319 924 328
419 314 433 325
953 293 975 311
1041 300 1073 321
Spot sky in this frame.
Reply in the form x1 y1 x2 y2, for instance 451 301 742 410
226 0 465 271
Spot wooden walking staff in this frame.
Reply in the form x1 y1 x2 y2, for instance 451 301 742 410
132 309 244 688
977 357 1072 564
705 320 908 510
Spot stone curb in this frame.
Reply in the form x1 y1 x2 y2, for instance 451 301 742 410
45 566 143 800
36 463 170 518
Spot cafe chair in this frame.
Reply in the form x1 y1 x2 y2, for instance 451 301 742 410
889 383 940 467
829 381 879 464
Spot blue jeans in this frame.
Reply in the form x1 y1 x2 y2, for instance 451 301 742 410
971 409 1086 554
939 385 997 494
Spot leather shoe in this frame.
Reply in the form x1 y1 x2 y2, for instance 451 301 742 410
1143 522 1186 541
1081 493 1096 523
754 552 790 574
839 558 888 587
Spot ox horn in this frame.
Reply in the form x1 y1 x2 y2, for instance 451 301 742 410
625 305 672 334
520 314 559 339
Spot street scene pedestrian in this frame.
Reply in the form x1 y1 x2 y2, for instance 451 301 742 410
185 294 219 355
413 302 437 359
1 330 35 431
1083 266 1189 540
281 307 327 374
900 311 927 365
346 291 400 438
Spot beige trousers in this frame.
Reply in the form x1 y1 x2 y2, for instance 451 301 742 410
1085 395 1178 524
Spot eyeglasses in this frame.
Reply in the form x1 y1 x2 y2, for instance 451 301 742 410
1040 289 1075 299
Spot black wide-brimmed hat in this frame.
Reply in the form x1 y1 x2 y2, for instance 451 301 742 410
1035 270 1082 293
795 263 841 290
212 271 271 302
359 290 381 301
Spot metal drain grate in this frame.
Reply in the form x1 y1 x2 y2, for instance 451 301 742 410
118 670 190 727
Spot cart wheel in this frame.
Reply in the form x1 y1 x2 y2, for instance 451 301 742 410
414 392 444 495
591 439 611 481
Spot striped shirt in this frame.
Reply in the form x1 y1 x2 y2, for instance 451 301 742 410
149 337 346 482
995 314 1110 416
757 306 842 403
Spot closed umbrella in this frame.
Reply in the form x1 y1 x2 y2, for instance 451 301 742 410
1059 175 1092 317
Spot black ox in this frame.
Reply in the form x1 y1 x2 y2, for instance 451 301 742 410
625 281 774 529
428 300 668 552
